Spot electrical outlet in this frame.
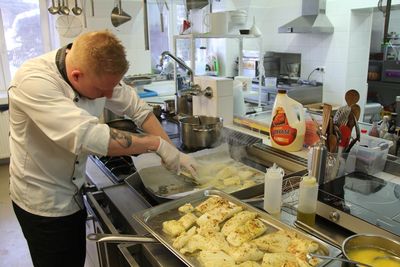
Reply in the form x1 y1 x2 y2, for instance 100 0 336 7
316 66 325 72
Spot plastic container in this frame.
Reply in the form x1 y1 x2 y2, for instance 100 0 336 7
263 163 284 217
270 90 305 152
297 176 318 226
349 134 393 175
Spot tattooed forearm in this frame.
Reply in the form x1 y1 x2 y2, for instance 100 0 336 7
110 129 133 148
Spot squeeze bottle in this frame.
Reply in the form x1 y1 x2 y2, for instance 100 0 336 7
263 163 285 217
297 176 318 226
270 90 305 152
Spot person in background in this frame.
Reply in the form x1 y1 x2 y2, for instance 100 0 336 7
8 30 197 267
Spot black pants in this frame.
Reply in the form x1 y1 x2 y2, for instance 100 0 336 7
12 202 87 267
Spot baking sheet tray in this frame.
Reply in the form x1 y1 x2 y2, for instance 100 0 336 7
132 189 342 267
133 144 265 199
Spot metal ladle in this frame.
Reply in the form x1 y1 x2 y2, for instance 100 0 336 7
48 0 60 14
72 0 82 15
60 0 70 15
111 0 132 27
307 253 373 267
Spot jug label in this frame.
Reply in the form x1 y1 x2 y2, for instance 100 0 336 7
271 107 297 146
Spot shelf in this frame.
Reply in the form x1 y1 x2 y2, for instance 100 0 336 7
174 33 260 39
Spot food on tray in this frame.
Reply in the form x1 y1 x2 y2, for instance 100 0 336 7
230 242 264 263
252 230 294 252
216 166 238 179
178 212 197 229
172 226 196 249
221 210 258 236
163 195 322 266
178 203 194 213
162 220 185 237
197 205 243 226
238 170 256 180
261 252 298 267
226 218 267 247
223 176 242 186
238 261 261 267
198 250 236 267
195 195 230 213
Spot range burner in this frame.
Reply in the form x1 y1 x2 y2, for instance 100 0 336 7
94 155 136 183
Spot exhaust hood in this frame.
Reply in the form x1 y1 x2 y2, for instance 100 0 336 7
278 0 333 33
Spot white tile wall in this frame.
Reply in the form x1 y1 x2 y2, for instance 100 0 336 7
56 0 151 74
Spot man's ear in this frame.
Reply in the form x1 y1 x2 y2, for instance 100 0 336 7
71 69 82 82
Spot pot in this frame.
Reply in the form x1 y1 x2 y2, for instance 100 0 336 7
106 119 138 133
179 116 223 150
342 234 400 267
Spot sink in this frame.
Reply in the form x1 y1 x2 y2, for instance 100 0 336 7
142 81 175 96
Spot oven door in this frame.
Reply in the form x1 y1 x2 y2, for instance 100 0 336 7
85 191 142 267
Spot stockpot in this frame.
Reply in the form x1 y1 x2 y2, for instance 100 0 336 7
179 116 223 150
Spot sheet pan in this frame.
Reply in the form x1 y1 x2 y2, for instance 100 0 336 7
132 189 342 267
133 144 266 200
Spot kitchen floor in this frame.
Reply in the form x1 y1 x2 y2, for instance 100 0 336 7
0 163 96 267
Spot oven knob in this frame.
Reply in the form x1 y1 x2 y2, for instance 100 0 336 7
329 211 340 222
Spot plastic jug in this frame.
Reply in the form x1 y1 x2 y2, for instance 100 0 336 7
263 163 285 217
270 90 305 152
297 176 318 226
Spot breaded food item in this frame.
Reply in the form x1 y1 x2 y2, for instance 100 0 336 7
197 205 243 227
216 166 238 179
178 212 197 230
172 226 197 249
230 242 264 263
195 196 230 214
178 203 194 213
238 261 261 267
180 231 230 255
196 220 220 236
198 250 236 267
238 170 255 180
241 180 257 189
261 252 298 267
223 176 242 186
287 238 319 254
162 220 185 237
227 218 267 247
252 230 293 252
221 210 258 236
180 234 208 254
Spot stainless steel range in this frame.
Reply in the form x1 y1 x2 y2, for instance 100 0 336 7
316 156 400 241
84 117 309 267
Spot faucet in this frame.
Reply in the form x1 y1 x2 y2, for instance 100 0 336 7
161 51 194 85
160 51 213 98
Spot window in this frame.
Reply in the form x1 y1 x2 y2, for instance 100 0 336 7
0 0 52 91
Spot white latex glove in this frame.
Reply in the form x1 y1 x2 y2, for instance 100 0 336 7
155 137 180 174
179 153 199 178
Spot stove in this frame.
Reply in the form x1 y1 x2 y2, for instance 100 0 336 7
316 170 400 240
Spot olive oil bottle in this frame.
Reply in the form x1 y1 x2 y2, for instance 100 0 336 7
297 176 318 226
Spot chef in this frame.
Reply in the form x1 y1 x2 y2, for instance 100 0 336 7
7 30 197 267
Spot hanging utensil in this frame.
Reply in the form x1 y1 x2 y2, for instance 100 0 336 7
72 0 82 15
143 0 149 50
156 0 165 32
48 0 60 14
60 0 70 15
111 0 132 27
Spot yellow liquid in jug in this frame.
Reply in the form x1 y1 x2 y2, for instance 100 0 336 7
297 211 316 226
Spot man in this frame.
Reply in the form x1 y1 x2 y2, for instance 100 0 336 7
8 30 197 267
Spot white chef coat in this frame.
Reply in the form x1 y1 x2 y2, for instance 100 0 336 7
8 47 152 217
